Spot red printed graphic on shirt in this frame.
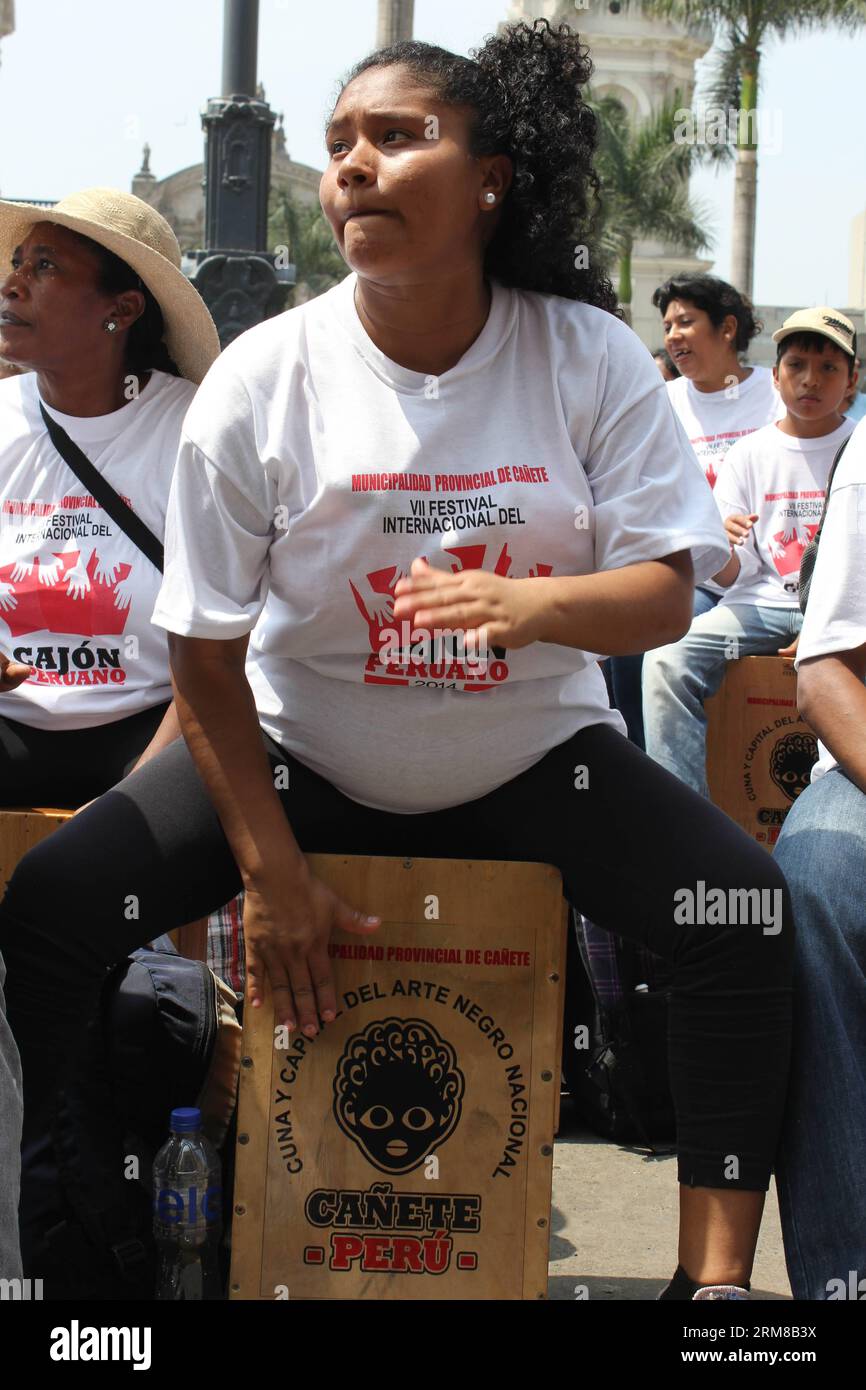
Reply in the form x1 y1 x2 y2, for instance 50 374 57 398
767 523 819 578
0 548 134 638
690 430 759 491
349 542 553 693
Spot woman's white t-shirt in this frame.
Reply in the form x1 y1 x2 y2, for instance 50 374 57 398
0 369 195 730
666 365 783 597
152 273 729 814
795 417 866 780
715 417 856 609
666 366 783 492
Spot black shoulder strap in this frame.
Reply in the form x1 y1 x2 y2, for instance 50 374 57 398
798 434 852 615
815 435 851 540
39 402 164 573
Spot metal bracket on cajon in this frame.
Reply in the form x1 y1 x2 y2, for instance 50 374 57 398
0 807 207 962
229 855 567 1301
705 656 817 849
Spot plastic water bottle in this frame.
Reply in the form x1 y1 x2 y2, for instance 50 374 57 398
153 1107 223 1300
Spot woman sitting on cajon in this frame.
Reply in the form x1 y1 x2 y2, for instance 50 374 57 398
0 20 793 1302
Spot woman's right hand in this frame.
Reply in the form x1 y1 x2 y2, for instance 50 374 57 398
0 651 31 692
243 862 381 1035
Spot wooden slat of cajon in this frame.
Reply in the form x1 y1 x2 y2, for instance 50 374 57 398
0 808 73 898
0 808 207 962
705 656 816 850
230 854 567 1301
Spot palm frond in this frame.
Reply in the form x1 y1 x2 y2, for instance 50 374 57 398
589 90 713 259
645 0 866 43
698 26 743 110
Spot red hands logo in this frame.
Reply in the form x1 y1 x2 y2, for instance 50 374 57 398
0 549 133 638
768 524 818 578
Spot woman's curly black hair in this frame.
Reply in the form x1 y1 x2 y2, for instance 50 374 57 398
332 18 618 314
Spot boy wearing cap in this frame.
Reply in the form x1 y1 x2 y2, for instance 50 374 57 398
643 308 858 796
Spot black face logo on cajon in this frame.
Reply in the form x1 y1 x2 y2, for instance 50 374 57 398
770 732 818 802
333 1018 465 1175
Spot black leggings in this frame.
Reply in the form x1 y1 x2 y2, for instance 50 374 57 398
0 703 169 807
0 722 793 1191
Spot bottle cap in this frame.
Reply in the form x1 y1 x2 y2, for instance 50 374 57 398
169 1107 202 1133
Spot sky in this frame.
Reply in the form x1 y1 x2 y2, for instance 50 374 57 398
0 0 863 308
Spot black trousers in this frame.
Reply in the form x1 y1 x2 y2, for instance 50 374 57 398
0 703 169 807
0 722 793 1191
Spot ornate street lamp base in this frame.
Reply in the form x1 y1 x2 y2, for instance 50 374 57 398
189 250 291 349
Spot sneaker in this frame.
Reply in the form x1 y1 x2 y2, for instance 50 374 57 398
692 1284 750 1300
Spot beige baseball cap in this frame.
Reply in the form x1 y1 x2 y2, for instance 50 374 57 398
773 306 857 358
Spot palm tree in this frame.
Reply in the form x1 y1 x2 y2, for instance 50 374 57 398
591 94 713 324
268 188 346 304
643 1 866 297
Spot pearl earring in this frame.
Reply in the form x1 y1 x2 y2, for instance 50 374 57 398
484 192 496 204
103 319 118 333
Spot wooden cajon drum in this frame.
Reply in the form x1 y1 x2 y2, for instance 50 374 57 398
0 807 206 961
230 854 567 1301
705 656 818 850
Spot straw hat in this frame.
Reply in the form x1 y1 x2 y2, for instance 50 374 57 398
0 187 220 383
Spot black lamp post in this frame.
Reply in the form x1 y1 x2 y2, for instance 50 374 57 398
189 0 293 346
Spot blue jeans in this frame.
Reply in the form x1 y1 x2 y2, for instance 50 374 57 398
693 586 721 619
0 949 23 1279
773 768 866 1300
642 603 803 797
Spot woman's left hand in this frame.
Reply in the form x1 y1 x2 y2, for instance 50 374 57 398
393 557 545 650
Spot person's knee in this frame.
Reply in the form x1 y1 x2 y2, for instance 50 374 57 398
675 850 794 980
733 853 794 969
645 633 717 710
642 641 683 696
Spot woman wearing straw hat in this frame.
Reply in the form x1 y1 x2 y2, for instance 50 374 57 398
0 187 217 1288
1 23 793 1301
0 187 219 807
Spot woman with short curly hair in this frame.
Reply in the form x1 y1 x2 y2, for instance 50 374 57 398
1 20 792 1301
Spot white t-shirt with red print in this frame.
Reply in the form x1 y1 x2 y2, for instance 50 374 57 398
152 271 730 814
794 417 866 781
714 417 857 609
666 366 783 492
0 369 195 730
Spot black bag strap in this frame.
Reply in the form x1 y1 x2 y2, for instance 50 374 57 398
814 435 851 550
799 434 851 614
40 402 164 573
